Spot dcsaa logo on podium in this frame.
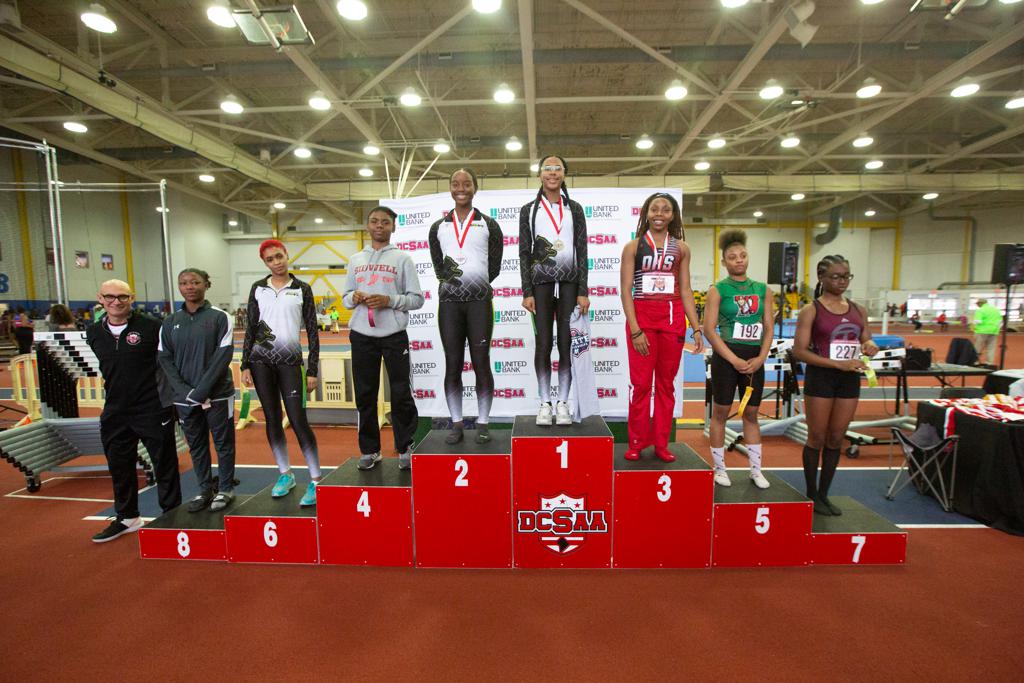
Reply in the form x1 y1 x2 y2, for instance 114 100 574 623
516 493 609 555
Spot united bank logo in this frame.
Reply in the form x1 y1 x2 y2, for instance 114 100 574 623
589 308 622 323
584 205 620 219
587 257 620 271
411 361 437 376
500 257 520 273
489 207 521 221
517 493 609 555
397 211 432 227
493 360 528 374
408 311 435 327
493 309 528 325
593 359 621 374
415 261 433 276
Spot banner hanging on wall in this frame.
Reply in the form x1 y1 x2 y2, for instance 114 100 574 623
381 187 683 419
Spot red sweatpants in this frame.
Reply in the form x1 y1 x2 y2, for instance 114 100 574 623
627 299 685 451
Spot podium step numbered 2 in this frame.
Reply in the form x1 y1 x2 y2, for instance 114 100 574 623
141 415 907 569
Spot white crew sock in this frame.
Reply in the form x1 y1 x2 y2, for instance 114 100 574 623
122 516 140 528
711 447 726 471
747 443 763 472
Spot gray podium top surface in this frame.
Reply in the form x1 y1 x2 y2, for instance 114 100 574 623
512 415 611 438
714 471 809 504
319 457 412 487
226 484 318 518
145 495 251 530
812 496 903 534
613 443 711 472
414 429 512 456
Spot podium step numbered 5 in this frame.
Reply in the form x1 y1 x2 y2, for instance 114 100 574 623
139 495 250 561
412 430 513 568
613 444 714 569
317 458 413 567
224 485 319 564
811 496 907 565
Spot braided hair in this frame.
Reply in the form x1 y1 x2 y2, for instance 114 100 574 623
635 192 684 242
814 254 849 298
529 154 571 237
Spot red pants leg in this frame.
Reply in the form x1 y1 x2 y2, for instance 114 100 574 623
626 324 658 450
651 329 684 450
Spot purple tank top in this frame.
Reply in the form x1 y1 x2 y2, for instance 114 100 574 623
811 299 863 357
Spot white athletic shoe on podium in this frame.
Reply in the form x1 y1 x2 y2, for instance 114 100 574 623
536 402 553 426
554 401 572 426
750 470 771 489
714 469 732 487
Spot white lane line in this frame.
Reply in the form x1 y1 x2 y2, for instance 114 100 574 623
5 493 115 503
897 523 988 529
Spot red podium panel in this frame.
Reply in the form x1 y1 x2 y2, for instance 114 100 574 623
224 486 319 564
412 430 512 568
317 458 413 567
810 496 907 566
139 495 249 561
712 472 812 568
512 415 614 568
612 445 713 569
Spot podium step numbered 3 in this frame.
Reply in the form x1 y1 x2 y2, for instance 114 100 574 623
139 416 907 569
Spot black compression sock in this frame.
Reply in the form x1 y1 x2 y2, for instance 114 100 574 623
475 424 491 444
802 446 820 500
818 447 842 514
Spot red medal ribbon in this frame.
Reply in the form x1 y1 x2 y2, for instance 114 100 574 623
452 209 475 249
540 196 564 237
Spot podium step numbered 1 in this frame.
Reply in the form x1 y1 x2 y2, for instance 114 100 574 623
140 416 907 569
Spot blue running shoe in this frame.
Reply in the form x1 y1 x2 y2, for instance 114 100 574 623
299 481 318 507
271 472 295 497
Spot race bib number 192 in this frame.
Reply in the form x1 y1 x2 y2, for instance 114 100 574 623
733 321 762 341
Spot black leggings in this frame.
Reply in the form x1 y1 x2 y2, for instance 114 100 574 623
439 299 494 423
533 281 577 403
250 362 320 478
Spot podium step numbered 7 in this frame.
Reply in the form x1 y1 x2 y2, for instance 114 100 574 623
139 415 906 569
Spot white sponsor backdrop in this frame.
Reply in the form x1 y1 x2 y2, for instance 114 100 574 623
386 188 683 419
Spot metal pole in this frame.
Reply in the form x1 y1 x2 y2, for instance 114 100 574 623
41 141 65 305
158 179 174 313
49 146 69 304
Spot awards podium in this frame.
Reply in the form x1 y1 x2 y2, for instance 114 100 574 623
142 415 907 569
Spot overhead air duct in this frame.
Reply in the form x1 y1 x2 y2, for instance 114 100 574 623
814 207 842 245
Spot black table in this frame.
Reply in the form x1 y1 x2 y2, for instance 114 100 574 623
917 401 1024 535
879 363 993 415
983 370 1024 396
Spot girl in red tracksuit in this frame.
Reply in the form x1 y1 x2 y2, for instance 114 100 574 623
619 193 703 462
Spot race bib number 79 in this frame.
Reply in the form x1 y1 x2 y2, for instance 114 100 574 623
829 341 861 360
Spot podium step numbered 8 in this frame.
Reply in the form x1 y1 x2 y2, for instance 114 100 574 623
140 416 906 569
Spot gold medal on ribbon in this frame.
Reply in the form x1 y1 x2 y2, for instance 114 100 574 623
553 239 565 252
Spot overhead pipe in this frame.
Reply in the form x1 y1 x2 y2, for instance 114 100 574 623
929 204 977 281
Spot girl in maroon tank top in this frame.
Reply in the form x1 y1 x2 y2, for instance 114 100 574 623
792 255 879 517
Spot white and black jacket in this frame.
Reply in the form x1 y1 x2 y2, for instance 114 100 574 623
240 275 320 377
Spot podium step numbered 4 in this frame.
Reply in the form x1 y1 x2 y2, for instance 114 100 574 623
140 416 907 569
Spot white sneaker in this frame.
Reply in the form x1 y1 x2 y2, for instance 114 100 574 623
555 401 572 425
536 402 553 426
750 470 770 489
714 469 732 487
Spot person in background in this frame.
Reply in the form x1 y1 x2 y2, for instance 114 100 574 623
972 298 1002 366
910 311 922 332
329 307 340 334
46 304 77 331
936 311 948 332
13 306 34 354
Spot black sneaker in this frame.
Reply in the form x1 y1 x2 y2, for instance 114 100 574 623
92 518 142 543
187 490 215 513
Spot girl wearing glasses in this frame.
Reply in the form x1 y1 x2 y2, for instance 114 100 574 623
519 155 590 426
429 168 504 444
240 239 322 507
619 193 703 462
792 254 878 515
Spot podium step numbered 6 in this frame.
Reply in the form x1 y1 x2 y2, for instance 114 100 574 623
141 416 906 569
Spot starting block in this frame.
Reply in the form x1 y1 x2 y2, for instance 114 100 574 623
224 484 319 564
317 458 413 567
512 415 614 568
612 444 713 569
811 496 907 565
412 430 512 568
139 495 249 561
712 471 812 568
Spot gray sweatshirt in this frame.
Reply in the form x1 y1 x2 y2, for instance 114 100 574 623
343 243 425 337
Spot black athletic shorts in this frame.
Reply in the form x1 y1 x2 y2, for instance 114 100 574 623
803 364 861 399
710 342 765 407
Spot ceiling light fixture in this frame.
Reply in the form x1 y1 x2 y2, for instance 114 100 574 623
856 78 882 99
950 80 980 98
294 147 312 159
852 134 874 148
1005 91 1024 109
998 0 1023 4
707 136 727 149
155 206 169 213
198 174 215 183
493 83 515 104
399 87 422 107
694 160 710 171
664 80 688 101
363 143 380 156
780 134 800 148
860 0 885 6
220 94 244 114
864 209 877 217
81 4 117 33
865 159 884 170
358 167 374 177
433 140 451 154
530 163 540 173
308 91 331 111
721 0 750 7
753 210 764 218
63 121 88 134
207 1 235 28
635 134 655 150
472 0 502 13
228 219 239 227
336 0 368 21
505 136 523 152
273 202 286 210
791 193 805 201
759 79 784 100
922 192 939 200
315 217 324 224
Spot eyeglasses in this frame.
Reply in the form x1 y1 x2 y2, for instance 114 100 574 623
825 273 854 282
541 165 563 172
100 294 132 303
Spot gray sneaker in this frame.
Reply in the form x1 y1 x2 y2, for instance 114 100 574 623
209 490 235 512
357 452 382 470
398 450 412 470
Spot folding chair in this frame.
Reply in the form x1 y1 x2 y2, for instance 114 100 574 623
887 424 959 512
